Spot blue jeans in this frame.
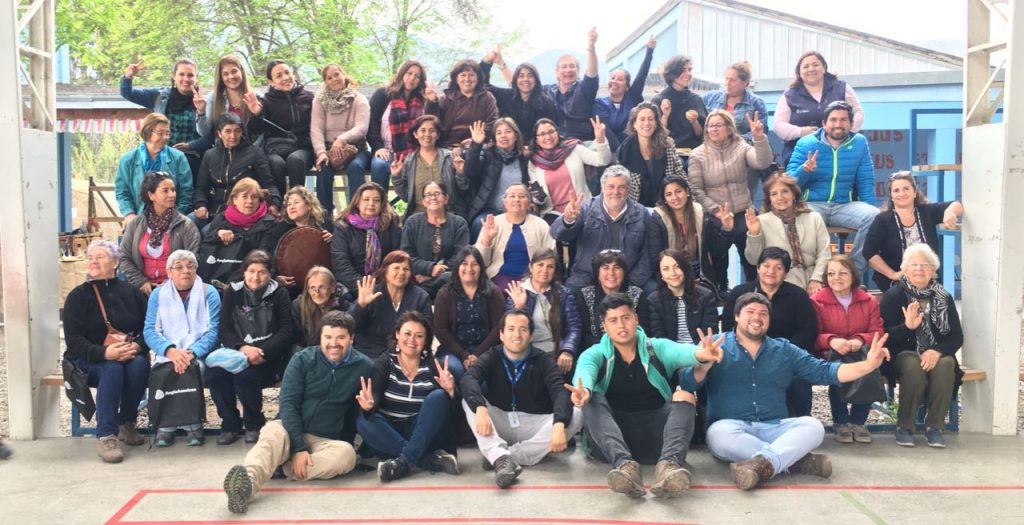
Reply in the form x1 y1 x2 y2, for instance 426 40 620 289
827 385 870 426
436 351 466 382
76 355 150 439
367 156 393 196
319 150 373 218
706 416 825 476
355 388 454 466
807 201 879 278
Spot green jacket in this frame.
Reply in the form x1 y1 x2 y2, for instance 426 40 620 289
572 327 701 401
278 345 373 455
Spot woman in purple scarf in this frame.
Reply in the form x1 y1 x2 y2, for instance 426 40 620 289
330 182 403 300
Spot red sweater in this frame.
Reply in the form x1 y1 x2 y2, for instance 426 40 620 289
809 287 883 359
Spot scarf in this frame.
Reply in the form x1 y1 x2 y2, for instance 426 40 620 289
771 209 807 269
530 138 579 171
165 87 195 114
316 85 357 115
387 95 425 158
155 276 210 354
893 207 927 252
144 205 176 248
347 214 382 275
139 142 170 173
496 146 520 165
899 275 952 353
224 201 268 229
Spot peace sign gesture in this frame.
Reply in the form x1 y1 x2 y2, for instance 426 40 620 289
563 190 584 224
694 328 726 364
744 207 761 236
802 150 819 173
469 120 486 145
715 202 734 232
563 378 591 407
590 115 606 144
434 358 456 396
864 332 891 369
424 80 438 103
746 111 765 140
356 275 383 308
124 59 146 79
193 84 207 114
355 376 375 411
389 155 406 177
242 91 262 115
506 280 528 309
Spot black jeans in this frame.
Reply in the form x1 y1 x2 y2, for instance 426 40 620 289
583 393 695 466
706 208 756 292
208 361 277 433
267 148 314 196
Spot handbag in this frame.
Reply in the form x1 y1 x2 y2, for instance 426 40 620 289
829 347 887 404
260 117 300 158
327 107 359 170
93 284 132 347
61 358 96 421
147 361 206 430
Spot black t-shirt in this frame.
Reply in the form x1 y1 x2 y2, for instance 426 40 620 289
606 350 665 412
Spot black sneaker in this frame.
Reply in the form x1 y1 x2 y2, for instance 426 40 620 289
217 431 242 446
378 457 411 482
492 454 521 488
224 465 253 514
424 449 460 475
481 456 494 471
244 430 260 444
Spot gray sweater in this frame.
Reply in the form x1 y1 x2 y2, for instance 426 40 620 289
119 212 201 287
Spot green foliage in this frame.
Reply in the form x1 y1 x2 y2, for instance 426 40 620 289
70 133 138 184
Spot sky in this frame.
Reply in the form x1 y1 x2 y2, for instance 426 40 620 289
490 0 968 60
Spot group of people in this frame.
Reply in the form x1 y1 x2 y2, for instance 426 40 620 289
68 37 967 510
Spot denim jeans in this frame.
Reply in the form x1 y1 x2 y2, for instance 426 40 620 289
355 388 454 466
207 361 277 433
827 385 870 425
317 150 372 219
706 416 825 476
76 355 150 439
368 156 393 196
436 351 466 382
806 201 879 278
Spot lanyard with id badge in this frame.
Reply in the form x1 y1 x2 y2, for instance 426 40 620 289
501 356 528 428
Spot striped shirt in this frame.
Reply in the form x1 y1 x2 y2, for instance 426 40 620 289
378 358 437 421
676 297 694 344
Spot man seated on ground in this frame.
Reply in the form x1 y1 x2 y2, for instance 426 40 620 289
682 292 889 490
567 293 724 499
223 311 373 513
460 309 583 488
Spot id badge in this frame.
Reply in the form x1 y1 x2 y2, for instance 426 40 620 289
508 410 521 428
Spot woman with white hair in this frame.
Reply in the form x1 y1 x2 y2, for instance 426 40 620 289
63 239 151 463
879 244 963 449
143 249 222 447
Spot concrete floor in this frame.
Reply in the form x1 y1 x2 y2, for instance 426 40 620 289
1 432 1022 525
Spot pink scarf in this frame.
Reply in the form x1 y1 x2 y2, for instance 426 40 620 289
225 201 268 229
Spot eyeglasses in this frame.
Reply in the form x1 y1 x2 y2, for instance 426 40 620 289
536 130 558 137
706 123 726 129
422 191 444 199
86 254 111 262
907 263 933 270
170 263 197 272
826 271 851 278
308 286 331 294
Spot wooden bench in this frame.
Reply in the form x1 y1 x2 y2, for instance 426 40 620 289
827 226 857 255
866 367 987 433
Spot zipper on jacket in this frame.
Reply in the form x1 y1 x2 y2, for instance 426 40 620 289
222 148 233 187
826 135 856 203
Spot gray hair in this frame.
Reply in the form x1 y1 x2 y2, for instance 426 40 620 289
166 249 198 272
901 243 940 272
86 239 122 262
600 164 631 192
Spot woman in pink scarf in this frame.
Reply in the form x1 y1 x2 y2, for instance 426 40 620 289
199 178 277 287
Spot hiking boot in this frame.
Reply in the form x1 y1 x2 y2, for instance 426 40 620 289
186 430 205 447
378 457 411 482
481 456 494 471
851 424 872 444
217 431 242 446
118 422 145 446
424 449 460 475
608 459 646 498
894 427 915 447
492 454 521 488
0 440 11 460
96 436 124 463
834 423 854 444
244 430 261 444
730 455 774 490
650 459 690 499
224 465 254 514
925 427 946 448
789 453 832 478
154 431 175 448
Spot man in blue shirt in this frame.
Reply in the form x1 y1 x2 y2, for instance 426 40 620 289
681 292 889 490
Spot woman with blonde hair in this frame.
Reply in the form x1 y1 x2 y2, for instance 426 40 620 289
199 177 277 286
311 63 371 217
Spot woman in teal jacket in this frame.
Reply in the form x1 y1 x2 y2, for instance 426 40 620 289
116 113 194 222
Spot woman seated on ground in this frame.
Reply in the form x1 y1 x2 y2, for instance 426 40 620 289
744 172 830 294
647 175 717 278
120 171 200 295
199 178 277 287
391 114 469 220
291 266 349 349
864 171 964 291
143 249 222 447
438 59 499 149
366 60 440 194
400 181 470 298
811 254 883 445
330 182 402 299
528 117 611 217
115 113 193 222
207 250 294 446
462 118 530 240
433 246 505 379
196 55 255 143
63 240 150 463
267 186 334 295
646 249 718 344
880 244 963 449
479 47 557 142
311 63 370 219
616 101 686 207
575 250 648 350
244 60 315 196
193 113 278 226
595 35 656 147
356 311 460 482
505 248 582 374
349 250 433 359
688 108 773 291
475 183 556 292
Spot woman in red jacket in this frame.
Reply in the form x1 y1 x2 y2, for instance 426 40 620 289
810 254 883 444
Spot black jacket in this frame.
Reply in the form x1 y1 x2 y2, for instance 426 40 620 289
218 280 294 363
348 284 433 359
575 285 649 350
616 135 669 207
652 86 707 149
460 345 573 425
879 282 964 385
63 278 150 362
479 61 558 140
863 202 953 291
462 141 530 220
290 288 349 348
646 285 720 343
194 138 280 212
246 84 315 151
722 281 818 353
200 213 278 283
329 219 402 294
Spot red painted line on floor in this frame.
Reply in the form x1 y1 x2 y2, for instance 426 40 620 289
115 519 689 525
105 489 150 525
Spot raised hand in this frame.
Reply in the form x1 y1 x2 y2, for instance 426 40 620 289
242 91 262 115
865 332 891 369
494 44 504 65
715 202 734 232
124 59 146 79
506 280 528 309
660 98 672 122
590 115 606 143
424 80 438 103
479 213 498 247
902 302 924 330
355 376 375 411
563 190 584 224
563 377 591 407
193 84 206 114
587 26 598 49
470 120 486 144
356 275 382 308
744 207 761 236
746 111 765 140
483 50 497 64
434 358 456 395
646 34 657 49
802 150 819 173
695 327 725 364
389 156 405 177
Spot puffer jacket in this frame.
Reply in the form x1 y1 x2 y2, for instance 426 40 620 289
687 135 773 213
246 84 315 151
787 129 876 205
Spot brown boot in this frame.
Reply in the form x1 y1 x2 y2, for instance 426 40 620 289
608 459 646 498
729 455 774 490
118 422 145 446
650 459 691 498
788 453 832 478
96 436 124 463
